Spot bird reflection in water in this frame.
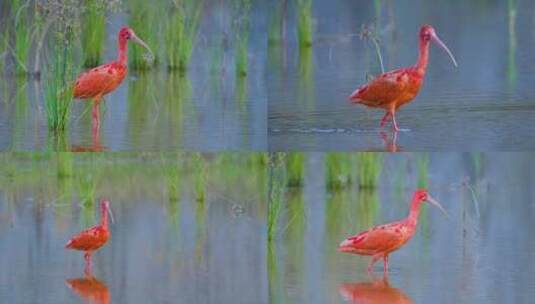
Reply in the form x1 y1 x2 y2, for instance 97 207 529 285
380 131 400 152
339 275 412 304
71 119 105 152
66 275 110 304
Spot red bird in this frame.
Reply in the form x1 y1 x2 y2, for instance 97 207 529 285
66 200 114 275
349 25 457 131
338 189 447 275
73 27 152 129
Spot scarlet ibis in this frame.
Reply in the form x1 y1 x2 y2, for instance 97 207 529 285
73 27 153 129
338 189 447 274
349 25 457 131
66 275 110 304
66 200 114 275
339 277 412 304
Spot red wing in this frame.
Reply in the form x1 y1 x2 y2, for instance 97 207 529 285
66 226 107 251
350 69 409 107
342 222 404 254
73 64 123 99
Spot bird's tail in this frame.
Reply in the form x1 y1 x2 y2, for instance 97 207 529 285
348 85 367 103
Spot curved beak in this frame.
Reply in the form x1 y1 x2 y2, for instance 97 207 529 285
130 33 154 60
107 206 115 224
431 33 458 68
426 195 449 218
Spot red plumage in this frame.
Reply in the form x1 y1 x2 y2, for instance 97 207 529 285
349 25 457 131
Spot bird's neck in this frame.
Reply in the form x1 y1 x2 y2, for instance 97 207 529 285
118 37 128 66
100 207 109 229
413 40 430 77
407 198 423 227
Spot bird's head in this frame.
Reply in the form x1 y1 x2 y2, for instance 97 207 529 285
413 189 448 217
100 199 115 224
118 27 154 59
419 24 458 68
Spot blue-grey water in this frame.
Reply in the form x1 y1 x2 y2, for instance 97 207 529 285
268 0 535 151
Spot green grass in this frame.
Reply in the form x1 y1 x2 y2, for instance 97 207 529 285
357 153 383 189
81 0 106 67
129 0 161 70
286 153 304 187
233 0 251 77
297 0 313 48
44 37 76 133
13 0 32 75
164 0 204 73
326 153 352 190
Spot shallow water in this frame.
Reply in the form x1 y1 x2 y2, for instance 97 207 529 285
0 154 267 303
0 2 267 151
269 153 535 303
268 0 535 151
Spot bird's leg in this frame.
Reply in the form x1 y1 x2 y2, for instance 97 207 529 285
84 251 93 276
367 255 381 274
383 255 389 276
380 112 392 128
391 111 400 132
92 98 101 132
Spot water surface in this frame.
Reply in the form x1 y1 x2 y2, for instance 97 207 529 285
269 153 535 303
0 154 268 303
268 0 535 151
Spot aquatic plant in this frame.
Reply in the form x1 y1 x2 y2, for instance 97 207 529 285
233 0 251 77
296 0 313 48
44 33 76 132
286 153 304 187
12 0 33 75
129 0 161 70
164 0 204 73
359 23 385 74
81 0 106 67
326 153 352 190
42 0 81 133
267 0 287 45
357 153 383 189
77 173 97 208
